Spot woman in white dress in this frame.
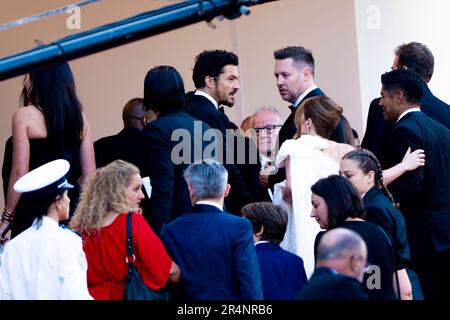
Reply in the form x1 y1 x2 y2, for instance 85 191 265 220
273 96 424 277
273 96 353 276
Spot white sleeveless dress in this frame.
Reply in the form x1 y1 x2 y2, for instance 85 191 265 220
273 135 339 278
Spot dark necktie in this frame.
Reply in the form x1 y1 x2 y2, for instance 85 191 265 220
288 105 296 113
218 106 225 114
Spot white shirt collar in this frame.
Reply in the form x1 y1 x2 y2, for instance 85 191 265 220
293 84 318 108
397 107 421 122
32 216 59 229
259 153 273 169
255 240 270 246
196 200 223 211
195 90 219 110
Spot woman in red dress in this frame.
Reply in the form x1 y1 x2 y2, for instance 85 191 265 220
70 160 180 299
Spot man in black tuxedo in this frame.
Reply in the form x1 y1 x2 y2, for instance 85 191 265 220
94 98 155 216
265 46 346 187
380 69 450 300
186 50 254 214
141 66 214 236
362 42 450 168
94 98 155 170
296 228 368 300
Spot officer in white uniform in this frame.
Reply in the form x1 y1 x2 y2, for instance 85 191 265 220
0 159 92 300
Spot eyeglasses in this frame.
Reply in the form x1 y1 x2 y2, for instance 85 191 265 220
252 125 282 135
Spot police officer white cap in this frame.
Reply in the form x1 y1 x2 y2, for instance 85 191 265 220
14 159 74 200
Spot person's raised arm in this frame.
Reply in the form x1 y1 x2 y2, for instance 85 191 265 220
383 147 425 185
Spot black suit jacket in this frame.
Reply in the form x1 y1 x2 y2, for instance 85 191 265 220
362 84 450 167
384 111 450 258
186 92 254 214
94 127 146 170
363 186 411 267
141 111 214 235
295 267 368 300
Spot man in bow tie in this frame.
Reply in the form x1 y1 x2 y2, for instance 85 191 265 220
263 46 346 188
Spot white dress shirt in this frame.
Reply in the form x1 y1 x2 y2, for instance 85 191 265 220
397 107 421 122
196 200 223 211
0 216 92 300
292 84 318 108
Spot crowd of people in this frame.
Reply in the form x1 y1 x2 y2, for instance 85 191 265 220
0 41 449 301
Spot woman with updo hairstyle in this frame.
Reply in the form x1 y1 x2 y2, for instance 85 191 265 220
340 149 419 299
70 160 180 300
273 96 354 277
272 95 425 277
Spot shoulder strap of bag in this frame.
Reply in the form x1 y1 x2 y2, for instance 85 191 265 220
126 212 135 277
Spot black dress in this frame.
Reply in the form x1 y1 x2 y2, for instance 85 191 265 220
315 220 397 300
363 187 410 267
7 138 81 237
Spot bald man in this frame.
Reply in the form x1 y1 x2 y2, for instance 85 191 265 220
296 228 369 300
94 98 155 169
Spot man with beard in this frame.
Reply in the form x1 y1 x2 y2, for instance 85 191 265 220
186 50 254 215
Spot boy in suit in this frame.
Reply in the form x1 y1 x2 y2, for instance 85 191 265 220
241 202 307 300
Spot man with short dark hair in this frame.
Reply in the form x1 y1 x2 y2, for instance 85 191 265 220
162 160 263 300
186 50 254 215
362 42 450 167
273 46 346 147
264 46 346 188
380 69 450 300
295 228 368 300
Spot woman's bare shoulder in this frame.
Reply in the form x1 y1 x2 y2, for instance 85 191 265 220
13 105 42 120
338 143 355 158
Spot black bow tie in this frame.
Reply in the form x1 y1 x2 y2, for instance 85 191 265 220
288 105 296 113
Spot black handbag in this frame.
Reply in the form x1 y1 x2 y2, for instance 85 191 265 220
124 212 169 300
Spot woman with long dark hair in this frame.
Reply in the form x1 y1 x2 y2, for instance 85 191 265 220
0 62 95 241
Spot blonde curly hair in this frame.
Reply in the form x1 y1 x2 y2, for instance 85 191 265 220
69 160 140 236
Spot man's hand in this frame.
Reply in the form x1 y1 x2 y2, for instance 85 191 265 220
259 165 276 188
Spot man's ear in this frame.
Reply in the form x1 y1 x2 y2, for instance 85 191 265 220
396 90 405 103
188 185 196 200
141 116 148 127
224 183 231 198
205 75 216 89
255 224 264 238
303 66 312 79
